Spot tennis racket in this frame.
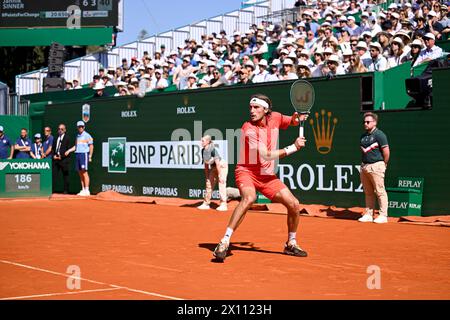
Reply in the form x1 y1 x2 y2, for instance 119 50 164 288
289 80 315 137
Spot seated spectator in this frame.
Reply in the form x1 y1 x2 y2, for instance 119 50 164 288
364 42 388 71
151 69 169 90
93 82 109 98
404 39 424 67
210 69 226 88
14 128 31 159
252 59 269 83
415 32 443 65
426 10 444 40
341 48 354 73
102 75 114 87
127 84 136 95
72 79 82 89
65 81 73 90
348 55 368 74
114 82 129 96
296 61 311 78
173 56 197 90
186 74 198 90
266 59 281 81
311 49 325 77
324 54 346 76
279 58 298 80
244 60 256 80
236 68 253 85
30 133 45 159
387 37 407 68
222 60 236 85
356 41 371 60
298 49 314 68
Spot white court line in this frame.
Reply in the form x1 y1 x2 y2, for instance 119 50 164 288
0 260 184 300
0 287 121 300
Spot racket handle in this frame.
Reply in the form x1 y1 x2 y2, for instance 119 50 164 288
299 122 305 137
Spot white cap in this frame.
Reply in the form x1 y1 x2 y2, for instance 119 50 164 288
342 48 353 56
34 133 41 139
93 82 105 90
299 49 310 57
233 31 240 36
271 58 281 66
223 60 233 67
297 60 310 68
388 3 397 9
244 61 255 69
327 54 340 63
280 48 289 55
116 81 128 87
155 69 163 74
391 37 404 47
283 58 294 65
411 39 424 48
378 12 386 19
348 16 355 21
258 59 268 67
361 12 369 17
323 47 334 54
428 11 437 17
362 31 372 38
76 121 85 127
206 60 216 67
369 42 382 51
130 77 139 83
288 51 297 59
356 41 368 50
0 125 3 131
169 50 178 56
391 12 400 19
424 33 435 40
188 73 197 79
126 70 135 75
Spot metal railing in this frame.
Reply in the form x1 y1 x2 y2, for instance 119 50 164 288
7 93 30 116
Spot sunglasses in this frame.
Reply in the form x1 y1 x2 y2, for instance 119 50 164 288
363 120 373 124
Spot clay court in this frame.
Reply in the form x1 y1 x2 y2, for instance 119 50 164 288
0 196 449 300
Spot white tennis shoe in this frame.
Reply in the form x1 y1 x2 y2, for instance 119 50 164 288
197 202 210 210
358 213 373 222
373 215 388 224
216 203 228 211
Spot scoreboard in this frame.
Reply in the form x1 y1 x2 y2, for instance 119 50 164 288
0 0 119 28
0 159 52 198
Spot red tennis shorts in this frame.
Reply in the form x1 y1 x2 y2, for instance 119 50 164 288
235 169 287 200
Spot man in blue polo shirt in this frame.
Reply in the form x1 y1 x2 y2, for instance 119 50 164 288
14 128 32 159
42 126 54 159
65 121 94 196
0 125 14 159
359 112 390 224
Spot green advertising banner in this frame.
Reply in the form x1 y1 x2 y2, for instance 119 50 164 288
43 68 450 216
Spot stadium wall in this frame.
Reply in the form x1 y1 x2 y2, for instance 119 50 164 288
43 68 450 216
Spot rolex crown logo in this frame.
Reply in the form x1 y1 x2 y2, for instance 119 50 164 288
309 109 338 154
183 95 189 106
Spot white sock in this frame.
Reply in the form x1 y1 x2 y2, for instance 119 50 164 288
222 227 233 242
84 187 89 192
288 232 296 243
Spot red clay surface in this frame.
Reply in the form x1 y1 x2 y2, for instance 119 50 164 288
0 198 449 300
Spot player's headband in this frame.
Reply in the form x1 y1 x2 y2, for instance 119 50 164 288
250 97 269 109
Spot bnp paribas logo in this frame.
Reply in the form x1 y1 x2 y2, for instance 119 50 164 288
309 109 338 154
108 138 126 173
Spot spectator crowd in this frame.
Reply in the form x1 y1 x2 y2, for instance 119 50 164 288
63 0 448 95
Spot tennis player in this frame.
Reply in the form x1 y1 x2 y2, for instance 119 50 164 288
213 94 308 261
